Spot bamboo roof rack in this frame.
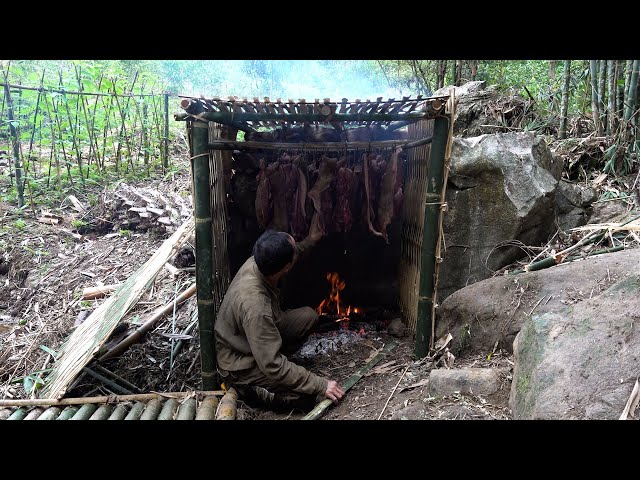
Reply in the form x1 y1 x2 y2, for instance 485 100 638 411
174 95 448 133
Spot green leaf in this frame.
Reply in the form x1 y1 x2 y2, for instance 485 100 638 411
23 376 34 394
9 120 20 128
39 345 59 359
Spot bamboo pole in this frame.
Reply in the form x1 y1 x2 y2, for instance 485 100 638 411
7 408 27 420
205 136 431 152
303 339 400 420
3 82 25 207
26 69 46 178
215 388 237 420
70 404 97 420
97 282 196 361
139 397 163 420
51 90 74 186
89 404 113 420
0 408 12 420
164 92 170 170
74 65 99 174
175 398 196 420
80 367 134 395
414 115 449 359
81 284 118 300
23 407 44 420
107 404 129 420
56 406 78 420
36 406 61 420
190 120 217 390
195 396 219 420
0 82 160 97
124 402 145 420
0 391 224 408
43 91 61 191
90 364 142 394
157 398 178 420
175 111 435 125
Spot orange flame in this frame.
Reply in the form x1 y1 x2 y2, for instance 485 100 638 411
315 272 362 318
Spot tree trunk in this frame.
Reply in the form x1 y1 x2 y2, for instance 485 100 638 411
436 60 447 89
469 60 478 81
455 60 463 86
624 59 633 108
607 60 617 135
624 60 640 124
618 61 626 119
549 60 557 82
451 60 457 87
559 60 571 140
598 60 608 132
590 60 603 135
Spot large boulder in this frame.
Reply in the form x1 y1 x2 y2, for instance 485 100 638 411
438 132 562 301
554 179 597 231
436 248 640 355
509 271 640 419
433 81 530 137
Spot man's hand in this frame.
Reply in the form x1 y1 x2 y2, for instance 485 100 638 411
325 380 345 404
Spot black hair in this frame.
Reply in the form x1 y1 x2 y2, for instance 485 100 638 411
252 230 295 276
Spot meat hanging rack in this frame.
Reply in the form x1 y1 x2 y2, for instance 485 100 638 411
175 93 455 390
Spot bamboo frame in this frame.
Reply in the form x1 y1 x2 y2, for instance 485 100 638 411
190 120 217 390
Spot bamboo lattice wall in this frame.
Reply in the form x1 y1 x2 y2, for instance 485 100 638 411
208 123 231 309
398 119 434 334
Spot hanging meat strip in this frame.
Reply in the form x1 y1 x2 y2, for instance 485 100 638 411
377 146 402 243
307 155 338 235
255 158 273 229
363 153 384 238
267 160 289 232
290 155 309 240
334 163 355 232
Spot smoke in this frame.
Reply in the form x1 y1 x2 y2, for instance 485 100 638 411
163 60 420 100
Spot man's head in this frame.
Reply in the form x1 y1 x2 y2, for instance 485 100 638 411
253 230 297 277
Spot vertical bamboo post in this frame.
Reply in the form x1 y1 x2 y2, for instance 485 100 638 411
191 120 217 390
164 92 170 170
3 83 25 207
414 115 449 358
26 69 46 179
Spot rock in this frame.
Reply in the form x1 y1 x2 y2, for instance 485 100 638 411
510 272 640 419
433 81 530 137
428 367 508 397
387 318 407 338
555 180 597 231
436 248 640 355
589 201 637 225
438 132 561 301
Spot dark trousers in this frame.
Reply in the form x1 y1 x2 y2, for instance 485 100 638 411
221 306 321 411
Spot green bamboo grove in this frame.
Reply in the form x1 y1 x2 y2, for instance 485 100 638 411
1 63 171 208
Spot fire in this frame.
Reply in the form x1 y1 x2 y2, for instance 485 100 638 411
315 272 362 319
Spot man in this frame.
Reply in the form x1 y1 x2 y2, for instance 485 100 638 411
214 216 345 412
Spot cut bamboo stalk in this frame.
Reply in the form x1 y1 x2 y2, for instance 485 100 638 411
0 390 224 408
89 404 113 420
303 339 400 420
215 388 238 420
36 406 62 420
190 120 217 390
620 379 640 420
157 398 178 420
139 397 163 420
3 82 25 207
7 408 27 420
70 404 97 420
195 396 219 420
81 367 134 395
176 111 434 124
107 404 129 420
23 407 44 420
56 406 78 420
98 282 196 361
39 217 194 400
90 364 142 393
164 93 170 169
81 285 118 300
175 398 196 420
0 408 12 420
124 402 145 420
